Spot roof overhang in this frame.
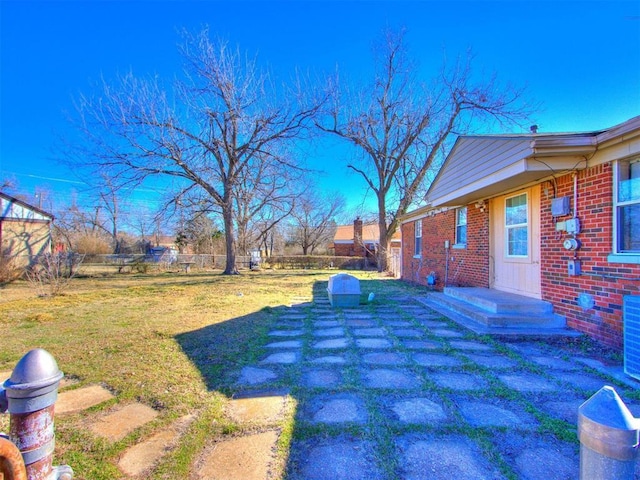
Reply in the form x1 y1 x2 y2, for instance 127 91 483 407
426 133 601 207
431 155 589 207
404 115 640 219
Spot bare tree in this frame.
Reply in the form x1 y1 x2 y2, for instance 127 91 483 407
290 187 344 255
52 203 114 254
318 28 531 271
179 213 224 255
70 28 323 274
233 152 300 255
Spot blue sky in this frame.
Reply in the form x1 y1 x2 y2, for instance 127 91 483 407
1 0 639 217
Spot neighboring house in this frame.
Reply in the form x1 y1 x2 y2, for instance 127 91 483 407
332 218 402 275
0 191 54 267
401 116 640 348
332 217 402 258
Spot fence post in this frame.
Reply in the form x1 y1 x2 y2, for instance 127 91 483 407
578 385 639 479
1 349 73 480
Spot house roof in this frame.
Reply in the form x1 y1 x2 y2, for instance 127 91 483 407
333 223 401 243
425 115 640 208
0 191 54 221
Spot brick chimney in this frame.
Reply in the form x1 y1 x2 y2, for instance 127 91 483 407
353 217 364 256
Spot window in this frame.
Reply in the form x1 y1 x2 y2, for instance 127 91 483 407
505 193 528 257
414 220 422 257
455 207 467 246
615 157 640 253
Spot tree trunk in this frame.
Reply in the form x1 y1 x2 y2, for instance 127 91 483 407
222 204 239 275
376 196 389 272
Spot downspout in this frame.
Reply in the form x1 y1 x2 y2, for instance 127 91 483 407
573 172 578 219
444 240 450 287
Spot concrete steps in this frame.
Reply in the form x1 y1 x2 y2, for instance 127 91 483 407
418 287 580 337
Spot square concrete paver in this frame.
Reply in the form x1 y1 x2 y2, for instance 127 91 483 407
494 432 579 480
355 338 393 348
301 369 342 388
308 394 367 424
312 327 345 337
513 447 578 480
291 438 382 480
261 352 299 364
268 330 304 337
237 366 278 385
312 338 350 349
343 312 372 319
540 399 584 424
265 340 303 349
457 401 538 429
396 434 505 480
449 340 493 351
529 356 580 371
352 327 386 337
464 353 518 369
402 340 441 350
362 352 407 365
498 373 559 393
194 431 279 480
412 353 462 368
431 373 488 391
310 355 346 364
313 320 340 327
381 320 413 327
392 328 423 338
390 397 448 424
418 320 449 328
118 414 195 477
225 395 287 424
57 385 115 415
89 403 158 441
431 328 464 338
345 319 376 327
554 372 607 393
362 368 421 389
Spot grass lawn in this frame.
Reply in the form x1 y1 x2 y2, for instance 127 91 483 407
0 267 408 479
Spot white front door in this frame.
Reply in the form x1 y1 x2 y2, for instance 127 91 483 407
490 187 541 298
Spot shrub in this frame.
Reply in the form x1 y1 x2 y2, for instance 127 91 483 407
25 252 85 296
74 234 112 255
0 254 20 284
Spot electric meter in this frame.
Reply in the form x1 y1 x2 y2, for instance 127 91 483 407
563 238 580 251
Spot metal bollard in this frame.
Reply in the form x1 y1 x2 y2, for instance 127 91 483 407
578 385 639 480
0 349 73 480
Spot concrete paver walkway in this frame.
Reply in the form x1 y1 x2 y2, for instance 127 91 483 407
226 294 639 479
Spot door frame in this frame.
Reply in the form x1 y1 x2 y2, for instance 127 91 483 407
489 187 541 298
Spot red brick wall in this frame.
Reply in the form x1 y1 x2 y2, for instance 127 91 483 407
402 162 640 349
334 243 354 256
540 163 640 348
401 207 489 289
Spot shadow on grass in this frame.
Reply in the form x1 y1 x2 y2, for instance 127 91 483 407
174 305 277 394
174 275 411 393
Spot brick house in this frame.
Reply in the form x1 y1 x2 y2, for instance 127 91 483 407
0 191 54 267
332 217 402 259
401 116 640 348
